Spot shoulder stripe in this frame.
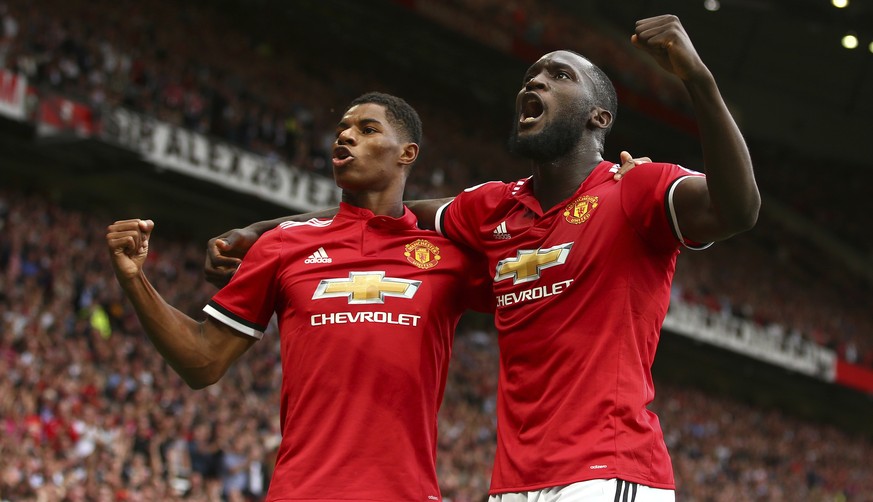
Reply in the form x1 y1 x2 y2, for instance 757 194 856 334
279 218 333 230
462 180 503 193
510 177 532 196
203 302 264 340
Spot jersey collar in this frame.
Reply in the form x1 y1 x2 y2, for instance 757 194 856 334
336 202 419 230
512 161 617 215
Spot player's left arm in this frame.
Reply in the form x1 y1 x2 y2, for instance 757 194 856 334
633 15 760 243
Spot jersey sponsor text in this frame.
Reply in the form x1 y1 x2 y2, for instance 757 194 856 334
495 279 573 308
310 311 421 327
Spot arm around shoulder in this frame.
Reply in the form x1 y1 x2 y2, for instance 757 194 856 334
405 198 455 231
205 207 340 287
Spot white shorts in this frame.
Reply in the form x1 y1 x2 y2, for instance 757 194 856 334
488 479 675 502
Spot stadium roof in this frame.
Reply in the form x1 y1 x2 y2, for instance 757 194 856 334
280 0 872 167
587 0 873 167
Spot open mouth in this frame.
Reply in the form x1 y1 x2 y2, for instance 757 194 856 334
519 93 544 124
333 146 352 160
332 146 354 167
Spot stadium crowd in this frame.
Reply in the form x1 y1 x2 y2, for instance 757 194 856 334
2 0 873 500
2 0 870 368
1 187 871 501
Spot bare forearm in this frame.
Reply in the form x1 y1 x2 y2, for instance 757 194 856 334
685 71 761 231
120 273 228 388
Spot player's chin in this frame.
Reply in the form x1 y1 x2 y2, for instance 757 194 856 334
334 176 368 193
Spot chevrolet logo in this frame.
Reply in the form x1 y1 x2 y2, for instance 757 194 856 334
312 272 421 304
494 242 573 284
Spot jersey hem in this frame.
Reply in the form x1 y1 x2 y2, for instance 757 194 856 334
487 474 675 495
267 497 437 501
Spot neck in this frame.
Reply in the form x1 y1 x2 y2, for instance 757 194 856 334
342 190 405 218
530 149 603 212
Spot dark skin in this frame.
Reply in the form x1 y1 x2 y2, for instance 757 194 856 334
515 17 758 239
514 52 610 212
107 102 419 389
205 15 759 287
632 15 759 241
633 16 759 241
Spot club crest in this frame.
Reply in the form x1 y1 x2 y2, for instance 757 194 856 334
404 239 441 269
564 195 599 224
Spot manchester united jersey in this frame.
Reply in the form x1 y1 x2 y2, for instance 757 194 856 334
435 161 706 493
204 203 491 502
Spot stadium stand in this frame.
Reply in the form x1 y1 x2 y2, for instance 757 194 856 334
1 190 871 501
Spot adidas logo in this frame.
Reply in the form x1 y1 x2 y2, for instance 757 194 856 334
304 247 333 264
492 221 511 240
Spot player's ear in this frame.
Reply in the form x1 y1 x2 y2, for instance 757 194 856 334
588 106 612 131
399 142 419 166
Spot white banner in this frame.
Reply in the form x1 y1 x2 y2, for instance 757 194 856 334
0 69 27 121
103 108 341 212
663 299 837 381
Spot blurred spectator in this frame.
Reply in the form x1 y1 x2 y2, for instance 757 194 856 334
0 183 871 499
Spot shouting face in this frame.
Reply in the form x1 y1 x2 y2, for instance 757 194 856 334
509 51 611 161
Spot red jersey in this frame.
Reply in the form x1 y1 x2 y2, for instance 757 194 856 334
435 161 706 493
205 203 491 502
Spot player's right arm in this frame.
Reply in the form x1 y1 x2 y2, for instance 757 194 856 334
204 209 336 287
203 199 453 287
204 154 649 287
108 219 256 389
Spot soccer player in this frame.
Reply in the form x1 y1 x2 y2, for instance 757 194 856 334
106 92 494 501
205 15 760 502
434 16 758 501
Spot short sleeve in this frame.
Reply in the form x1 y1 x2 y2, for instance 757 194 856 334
203 228 284 339
435 181 502 251
619 163 708 252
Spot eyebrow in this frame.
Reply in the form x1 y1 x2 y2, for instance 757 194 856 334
547 59 578 73
336 117 384 130
524 59 578 78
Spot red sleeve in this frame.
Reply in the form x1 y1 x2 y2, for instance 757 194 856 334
619 162 707 252
203 228 284 338
435 181 503 252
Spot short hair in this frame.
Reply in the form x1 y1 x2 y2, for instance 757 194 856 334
567 50 618 128
348 92 422 145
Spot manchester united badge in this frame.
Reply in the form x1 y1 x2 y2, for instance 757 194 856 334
563 195 599 224
404 239 441 269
